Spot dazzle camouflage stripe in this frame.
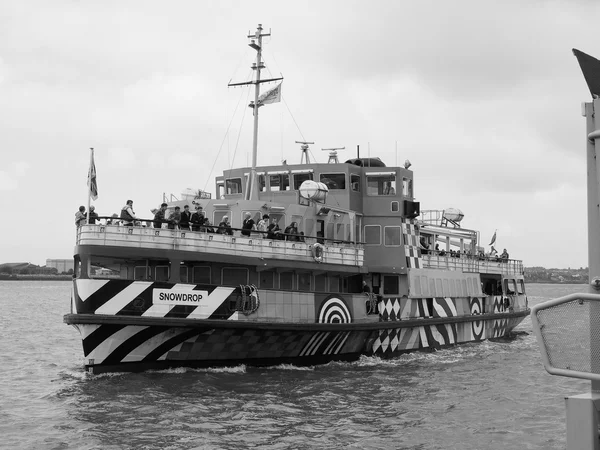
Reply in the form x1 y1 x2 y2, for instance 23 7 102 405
75 279 234 319
433 298 457 317
95 282 154 315
101 326 170 365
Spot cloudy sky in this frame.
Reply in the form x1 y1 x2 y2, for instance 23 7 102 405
0 0 596 269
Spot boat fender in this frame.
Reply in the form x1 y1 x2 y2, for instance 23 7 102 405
236 284 260 315
311 243 324 263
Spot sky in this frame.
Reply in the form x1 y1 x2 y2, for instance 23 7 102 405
0 0 596 269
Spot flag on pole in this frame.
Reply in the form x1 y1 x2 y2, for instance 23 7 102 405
258 82 282 105
489 230 496 246
88 148 98 200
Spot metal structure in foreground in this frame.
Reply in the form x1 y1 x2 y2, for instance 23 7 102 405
531 49 600 450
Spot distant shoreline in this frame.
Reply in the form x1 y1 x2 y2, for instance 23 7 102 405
0 275 72 281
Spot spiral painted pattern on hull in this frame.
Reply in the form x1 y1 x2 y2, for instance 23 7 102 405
318 296 351 323
470 297 484 340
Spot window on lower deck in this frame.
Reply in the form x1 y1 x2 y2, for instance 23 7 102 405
134 266 149 280
280 272 294 290
298 273 311 291
222 267 249 286
383 275 400 295
260 271 275 289
155 266 169 281
315 274 327 292
193 266 211 284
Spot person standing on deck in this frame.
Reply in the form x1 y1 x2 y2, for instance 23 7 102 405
88 206 99 224
257 214 269 238
120 200 137 226
167 206 181 230
75 206 86 227
218 216 233 235
153 203 168 228
180 205 192 230
191 206 205 232
241 212 255 236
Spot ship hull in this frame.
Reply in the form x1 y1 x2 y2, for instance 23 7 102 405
64 310 528 374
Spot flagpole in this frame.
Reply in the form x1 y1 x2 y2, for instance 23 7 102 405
87 147 94 225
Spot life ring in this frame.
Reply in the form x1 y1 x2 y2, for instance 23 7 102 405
311 243 324 263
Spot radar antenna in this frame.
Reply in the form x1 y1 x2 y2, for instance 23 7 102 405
295 140 315 164
322 147 345 164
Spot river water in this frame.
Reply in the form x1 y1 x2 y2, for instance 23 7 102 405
0 281 591 449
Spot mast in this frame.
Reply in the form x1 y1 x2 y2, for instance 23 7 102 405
228 24 283 201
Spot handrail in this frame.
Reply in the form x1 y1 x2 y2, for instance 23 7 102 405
84 217 365 246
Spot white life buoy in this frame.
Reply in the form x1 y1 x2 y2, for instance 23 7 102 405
311 243 324 263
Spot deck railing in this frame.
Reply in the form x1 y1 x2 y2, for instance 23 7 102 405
76 224 364 267
420 252 523 275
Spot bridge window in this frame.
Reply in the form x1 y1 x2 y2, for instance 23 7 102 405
366 174 396 196
269 173 290 191
384 226 402 246
258 174 266 192
351 174 360 192
293 172 313 190
364 225 381 245
222 267 248 286
402 177 413 198
226 178 242 195
193 266 211 284
517 280 525 294
320 173 346 190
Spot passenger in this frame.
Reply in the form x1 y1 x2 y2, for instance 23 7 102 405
75 206 87 227
106 213 119 225
298 231 306 242
257 214 269 238
284 222 299 241
167 206 181 230
153 203 168 229
88 205 99 225
500 248 509 260
120 200 137 226
266 218 281 239
204 218 215 233
217 216 233 235
180 205 192 230
362 280 371 294
384 181 395 195
191 206 204 232
241 212 255 237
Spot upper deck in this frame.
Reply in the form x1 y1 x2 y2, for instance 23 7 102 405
75 224 365 270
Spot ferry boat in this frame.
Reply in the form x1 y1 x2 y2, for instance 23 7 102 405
64 24 530 374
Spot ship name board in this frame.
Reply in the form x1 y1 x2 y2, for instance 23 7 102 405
153 288 208 305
